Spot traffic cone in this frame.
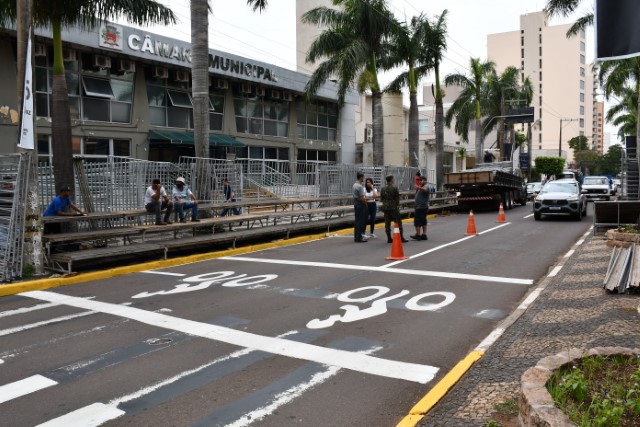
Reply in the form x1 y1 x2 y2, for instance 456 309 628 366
386 222 408 260
496 203 507 223
465 210 479 236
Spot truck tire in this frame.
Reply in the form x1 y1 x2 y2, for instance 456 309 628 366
534 212 541 220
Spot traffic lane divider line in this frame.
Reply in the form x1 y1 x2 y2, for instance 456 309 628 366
225 257 533 285
396 351 483 427
22 290 439 384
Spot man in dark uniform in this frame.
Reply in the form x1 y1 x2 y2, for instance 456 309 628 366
352 171 368 242
379 175 408 244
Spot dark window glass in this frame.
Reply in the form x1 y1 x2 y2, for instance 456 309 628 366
111 102 131 123
149 106 166 126
167 90 192 108
265 147 278 159
278 148 289 160
209 113 223 131
82 97 110 121
113 139 130 156
82 76 114 98
250 146 263 159
167 107 190 128
35 93 49 117
84 138 109 155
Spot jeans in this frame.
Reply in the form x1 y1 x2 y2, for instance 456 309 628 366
354 201 368 241
145 200 172 223
176 201 198 220
220 206 241 217
366 202 377 233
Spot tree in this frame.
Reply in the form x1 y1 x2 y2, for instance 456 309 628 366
444 57 495 164
534 156 565 178
605 85 637 141
302 0 394 166
568 135 590 152
383 10 448 177
0 0 176 194
601 144 624 176
544 0 593 37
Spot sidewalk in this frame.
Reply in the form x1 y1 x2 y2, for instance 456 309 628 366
418 231 640 426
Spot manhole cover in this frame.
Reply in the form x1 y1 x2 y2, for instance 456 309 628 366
146 338 173 345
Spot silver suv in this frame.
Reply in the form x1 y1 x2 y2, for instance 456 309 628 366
533 179 587 221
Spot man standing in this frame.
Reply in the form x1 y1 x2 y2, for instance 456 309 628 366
484 150 496 163
411 175 430 240
352 171 368 242
172 177 200 223
380 175 409 244
145 178 173 225
220 178 241 217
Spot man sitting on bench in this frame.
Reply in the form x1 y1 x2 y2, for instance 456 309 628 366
145 178 173 225
172 177 200 223
43 185 86 234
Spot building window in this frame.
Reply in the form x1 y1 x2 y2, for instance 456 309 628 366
147 84 193 128
235 145 289 161
580 93 585 102
297 148 337 163
296 99 338 141
580 54 585 64
580 67 585 77
521 48 524 58
418 119 429 133
539 96 542 106
580 105 585 115
539 71 542 80
580 80 585 90
580 41 585 51
539 34 542 44
539 121 542 131
233 84 289 137
521 36 524 46
539 59 542 68
539 46 542 56
580 119 584 128
209 93 224 131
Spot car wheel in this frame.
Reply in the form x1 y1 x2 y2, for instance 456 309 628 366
534 212 541 220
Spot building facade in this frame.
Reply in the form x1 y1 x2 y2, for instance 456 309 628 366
487 11 594 164
0 22 358 165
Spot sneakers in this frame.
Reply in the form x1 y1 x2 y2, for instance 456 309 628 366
421 234 428 240
410 234 421 241
355 238 368 243
367 233 377 239
179 218 187 223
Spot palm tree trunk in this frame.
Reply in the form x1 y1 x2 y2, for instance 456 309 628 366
408 91 419 167
636 83 640 200
435 92 444 190
372 90 384 166
50 19 75 194
191 0 210 202
475 118 482 165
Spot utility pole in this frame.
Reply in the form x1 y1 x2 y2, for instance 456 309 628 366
558 118 579 158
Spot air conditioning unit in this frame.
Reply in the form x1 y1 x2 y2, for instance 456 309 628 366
35 44 47 57
175 70 190 82
364 127 373 142
215 79 228 90
240 83 252 94
282 92 293 102
119 60 135 73
93 54 111 69
255 87 265 97
271 90 281 99
62 48 76 62
153 66 168 79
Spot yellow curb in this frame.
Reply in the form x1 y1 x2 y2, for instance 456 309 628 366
396 350 484 427
0 231 331 297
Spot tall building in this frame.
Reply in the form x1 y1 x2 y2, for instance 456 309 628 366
593 100 605 154
487 11 593 164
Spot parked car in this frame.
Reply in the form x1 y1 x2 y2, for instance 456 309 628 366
526 182 542 200
612 178 621 195
533 179 587 221
581 175 613 201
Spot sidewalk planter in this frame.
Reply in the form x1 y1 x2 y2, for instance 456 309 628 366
605 228 640 248
519 347 640 427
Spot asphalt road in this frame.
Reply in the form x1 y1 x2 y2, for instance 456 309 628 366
0 204 593 427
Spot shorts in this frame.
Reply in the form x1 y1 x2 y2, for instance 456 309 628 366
414 208 428 227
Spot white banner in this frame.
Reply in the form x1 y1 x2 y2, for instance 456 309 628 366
18 32 34 150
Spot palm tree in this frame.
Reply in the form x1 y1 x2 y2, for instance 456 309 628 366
444 58 496 164
383 10 448 184
544 0 593 37
0 0 176 194
605 86 637 140
302 0 394 166
598 58 640 190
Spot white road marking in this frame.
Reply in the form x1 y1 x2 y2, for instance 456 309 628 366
22 291 439 384
523 213 534 218
384 235 475 267
140 271 185 277
478 222 511 235
0 302 60 318
35 403 125 427
0 374 57 404
0 311 96 337
548 265 563 277
475 327 505 352
564 249 575 258
224 257 533 285
517 287 544 310
0 358 3 364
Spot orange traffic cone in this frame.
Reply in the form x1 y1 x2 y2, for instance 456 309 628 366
386 222 408 260
465 210 479 236
496 203 507 223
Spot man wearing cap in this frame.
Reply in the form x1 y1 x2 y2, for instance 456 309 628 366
43 185 86 234
144 178 173 225
380 175 409 244
172 177 200 223
353 171 368 242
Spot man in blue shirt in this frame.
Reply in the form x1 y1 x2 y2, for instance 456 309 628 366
43 185 86 233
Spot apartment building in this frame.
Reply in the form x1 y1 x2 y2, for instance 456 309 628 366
487 11 594 163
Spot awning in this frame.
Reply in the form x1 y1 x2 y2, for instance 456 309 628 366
149 130 245 147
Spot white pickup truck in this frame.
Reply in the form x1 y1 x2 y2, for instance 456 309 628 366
581 175 613 201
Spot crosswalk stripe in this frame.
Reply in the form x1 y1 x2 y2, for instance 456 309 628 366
0 374 57 404
35 403 124 427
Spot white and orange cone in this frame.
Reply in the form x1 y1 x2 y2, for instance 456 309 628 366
386 223 408 260
496 203 507 223
465 210 479 236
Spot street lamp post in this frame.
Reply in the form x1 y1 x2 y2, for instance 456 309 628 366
558 118 579 158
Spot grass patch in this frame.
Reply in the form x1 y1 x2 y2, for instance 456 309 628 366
547 354 640 427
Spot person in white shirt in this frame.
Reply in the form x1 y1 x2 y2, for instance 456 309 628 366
144 178 173 225
172 177 200 223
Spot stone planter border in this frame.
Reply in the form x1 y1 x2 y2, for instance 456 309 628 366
519 346 640 427
605 229 640 248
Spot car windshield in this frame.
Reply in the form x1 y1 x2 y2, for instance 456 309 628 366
542 182 577 194
583 177 608 185
527 183 541 190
